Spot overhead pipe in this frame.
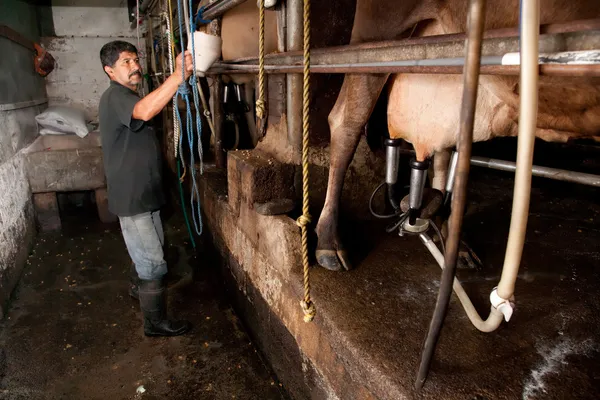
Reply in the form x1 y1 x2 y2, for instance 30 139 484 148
207 54 600 76
415 0 488 390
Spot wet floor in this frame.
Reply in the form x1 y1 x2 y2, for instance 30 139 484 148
304 139 600 399
0 200 287 400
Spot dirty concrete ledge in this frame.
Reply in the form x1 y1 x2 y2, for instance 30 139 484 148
200 168 385 399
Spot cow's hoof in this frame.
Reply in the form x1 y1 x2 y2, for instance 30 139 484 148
316 249 351 271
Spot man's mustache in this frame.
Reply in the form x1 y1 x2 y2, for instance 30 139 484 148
129 70 142 78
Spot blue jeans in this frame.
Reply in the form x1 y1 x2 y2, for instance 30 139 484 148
119 210 167 281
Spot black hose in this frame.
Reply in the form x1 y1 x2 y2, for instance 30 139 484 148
387 183 401 211
430 219 446 256
385 212 409 234
414 0 487 390
369 182 402 219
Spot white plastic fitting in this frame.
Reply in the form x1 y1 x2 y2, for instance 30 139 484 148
490 287 515 322
188 32 222 76
257 0 279 9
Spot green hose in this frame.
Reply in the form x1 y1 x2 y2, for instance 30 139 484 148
177 158 196 249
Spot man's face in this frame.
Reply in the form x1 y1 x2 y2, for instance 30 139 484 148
104 51 142 90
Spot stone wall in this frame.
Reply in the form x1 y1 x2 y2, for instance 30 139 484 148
0 0 46 317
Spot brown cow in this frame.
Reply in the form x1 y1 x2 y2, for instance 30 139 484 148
197 0 600 271
315 0 600 271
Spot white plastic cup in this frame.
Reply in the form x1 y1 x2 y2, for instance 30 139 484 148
188 32 222 76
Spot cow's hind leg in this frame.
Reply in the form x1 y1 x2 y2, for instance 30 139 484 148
315 73 389 271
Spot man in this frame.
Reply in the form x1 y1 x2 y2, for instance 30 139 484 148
98 40 193 337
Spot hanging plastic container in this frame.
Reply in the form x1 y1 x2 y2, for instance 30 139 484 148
188 32 222 76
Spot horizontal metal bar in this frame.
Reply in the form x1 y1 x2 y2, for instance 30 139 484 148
214 21 600 70
207 63 600 77
213 51 600 70
0 98 47 112
470 156 600 187
223 18 600 65
200 0 249 22
396 148 600 187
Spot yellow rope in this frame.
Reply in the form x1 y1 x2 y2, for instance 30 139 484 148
166 0 180 157
296 0 315 323
255 0 266 120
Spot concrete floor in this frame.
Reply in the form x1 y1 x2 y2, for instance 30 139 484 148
0 202 287 400
298 140 600 399
305 170 600 399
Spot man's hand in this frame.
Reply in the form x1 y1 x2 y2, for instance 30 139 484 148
132 51 194 121
174 50 194 82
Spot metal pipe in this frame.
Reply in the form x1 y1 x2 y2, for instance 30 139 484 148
227 18 600 63
497 0 540 302
200 0 250 22
206 2 226 169
415 0 487 391
286 0 303 152
276 1 287 53
470 156 600 187
215 23 600 67
386 147 600 188
207 61 600 76
275 1 287 119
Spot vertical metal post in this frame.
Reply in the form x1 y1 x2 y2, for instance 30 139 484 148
208 1 226 169
276 1 287 53
286 0 303 152
414 0 487 390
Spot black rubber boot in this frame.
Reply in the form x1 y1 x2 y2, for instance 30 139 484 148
138 280 191 337
129 262 140 299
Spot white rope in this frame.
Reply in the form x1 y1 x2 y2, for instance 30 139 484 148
164 2 181 158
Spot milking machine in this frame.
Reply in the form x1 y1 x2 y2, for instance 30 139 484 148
370 139 445 247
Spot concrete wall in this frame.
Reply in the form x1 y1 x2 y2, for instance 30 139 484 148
0 0 45 317
40 0 139 122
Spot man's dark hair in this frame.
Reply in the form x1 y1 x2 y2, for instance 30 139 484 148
100 40 138 71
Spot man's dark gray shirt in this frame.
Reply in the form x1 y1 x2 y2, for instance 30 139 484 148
99 81 165 217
